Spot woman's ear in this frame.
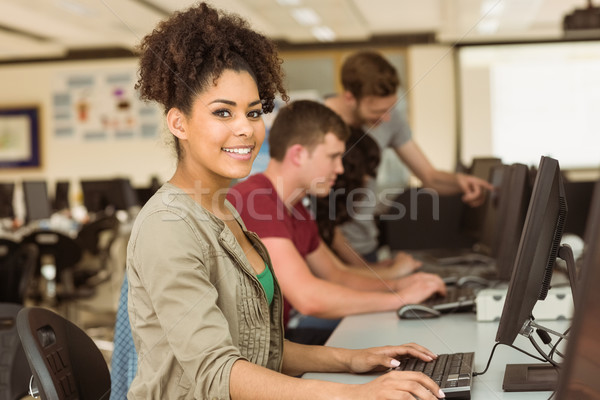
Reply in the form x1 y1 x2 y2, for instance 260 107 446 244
167 108 187 140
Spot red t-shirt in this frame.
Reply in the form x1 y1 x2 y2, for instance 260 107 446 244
228 174 321 326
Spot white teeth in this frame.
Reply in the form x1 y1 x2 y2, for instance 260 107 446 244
222 147 252 154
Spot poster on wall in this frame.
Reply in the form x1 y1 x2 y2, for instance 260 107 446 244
53 69 161 141
0 106 40 168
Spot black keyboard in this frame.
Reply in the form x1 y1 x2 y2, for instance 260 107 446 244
423 286 476 313
395 352 474 399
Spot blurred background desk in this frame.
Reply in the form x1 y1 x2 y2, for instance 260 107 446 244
303 312 569 399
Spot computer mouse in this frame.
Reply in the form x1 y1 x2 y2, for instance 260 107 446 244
397 304 441 320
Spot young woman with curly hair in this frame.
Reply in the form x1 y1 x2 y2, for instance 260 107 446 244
126 3 445 399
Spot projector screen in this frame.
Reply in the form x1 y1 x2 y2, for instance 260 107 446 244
459 41 600 170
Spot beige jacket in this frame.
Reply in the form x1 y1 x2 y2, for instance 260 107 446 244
127 183 285 399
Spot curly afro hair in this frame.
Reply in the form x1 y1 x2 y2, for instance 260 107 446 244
135 2 288 117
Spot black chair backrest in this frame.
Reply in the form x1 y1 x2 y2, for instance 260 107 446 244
16 307 110 400
75 216 120 256
0 303 31 400
21 231 82 277
0 239 17 260
0 242 38 304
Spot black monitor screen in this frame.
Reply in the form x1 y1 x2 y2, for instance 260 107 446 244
475 163 507 257
563 179 595 238
0 182 15 219
555 179 600 400
23 180 52 223
53 181 70 211
81 178 139 214
461 157 503 243
496 156 568 345
494 163 532 281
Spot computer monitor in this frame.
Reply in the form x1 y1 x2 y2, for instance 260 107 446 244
494 163 532 281
53 181 70 212
555 179 600 399
461 157 503 243
22 180 53 223
562 179 595 238
473 162 507 257
0 182 15 219
81 178 139 214
495 156 573 391
496 156 568 345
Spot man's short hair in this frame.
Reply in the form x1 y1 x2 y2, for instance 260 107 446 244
341 51 399 100
269 100 350 161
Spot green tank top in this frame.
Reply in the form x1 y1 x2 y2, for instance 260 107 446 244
256 263 274 305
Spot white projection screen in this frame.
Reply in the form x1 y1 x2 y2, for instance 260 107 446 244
459 41 600 170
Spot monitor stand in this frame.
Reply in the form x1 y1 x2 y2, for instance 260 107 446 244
502 243 576 393
502 363 558 391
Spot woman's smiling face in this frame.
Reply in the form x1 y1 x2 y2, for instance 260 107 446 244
178 69 265 183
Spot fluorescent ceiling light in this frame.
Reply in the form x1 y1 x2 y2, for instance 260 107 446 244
56 0 97 17
276 0 302 5
291 7 321 26
311 26 336 42
480 0 505 18
477 19 500 35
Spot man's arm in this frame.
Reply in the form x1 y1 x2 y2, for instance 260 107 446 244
395 140 493 207
329 226 422 279
261 237 444 319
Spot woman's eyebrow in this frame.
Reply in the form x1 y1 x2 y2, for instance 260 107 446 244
208 99 262 107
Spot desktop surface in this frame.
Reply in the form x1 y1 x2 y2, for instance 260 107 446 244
303 312 568 399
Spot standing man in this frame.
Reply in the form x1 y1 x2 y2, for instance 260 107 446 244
324 50 493 260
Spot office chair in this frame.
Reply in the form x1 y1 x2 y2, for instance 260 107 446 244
16 307 110 400
21 230 84 304
0 241 38 304
0 303 30 400
74 215 120 287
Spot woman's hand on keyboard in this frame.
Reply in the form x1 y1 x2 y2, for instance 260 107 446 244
343 343 437 373
340 371 445 399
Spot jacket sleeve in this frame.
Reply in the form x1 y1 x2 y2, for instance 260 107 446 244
130 209 244 399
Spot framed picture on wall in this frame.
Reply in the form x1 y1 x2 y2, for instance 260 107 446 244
0 106 41 168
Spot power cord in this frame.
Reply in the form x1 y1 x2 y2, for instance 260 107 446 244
473 342 548 377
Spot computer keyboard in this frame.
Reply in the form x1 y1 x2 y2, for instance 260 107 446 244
394 352 475 399
423 286 477 313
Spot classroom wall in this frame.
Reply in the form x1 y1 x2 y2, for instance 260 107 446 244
407 45 457 175
0 58 176 198
0 46 459 214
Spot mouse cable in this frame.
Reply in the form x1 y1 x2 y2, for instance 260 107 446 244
472 342 548 377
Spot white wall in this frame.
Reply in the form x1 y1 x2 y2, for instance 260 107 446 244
0 58 175 208
407 45 457 178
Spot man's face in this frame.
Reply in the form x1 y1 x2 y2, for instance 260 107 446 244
301 132 345 197
353 94 398 128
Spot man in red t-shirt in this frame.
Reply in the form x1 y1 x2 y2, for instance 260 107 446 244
228 100 446 343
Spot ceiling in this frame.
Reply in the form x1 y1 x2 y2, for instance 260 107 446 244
0 0 594 62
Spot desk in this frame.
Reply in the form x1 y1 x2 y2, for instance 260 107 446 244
303 312 569 399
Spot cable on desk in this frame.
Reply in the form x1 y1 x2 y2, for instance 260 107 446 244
472 342 548 377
